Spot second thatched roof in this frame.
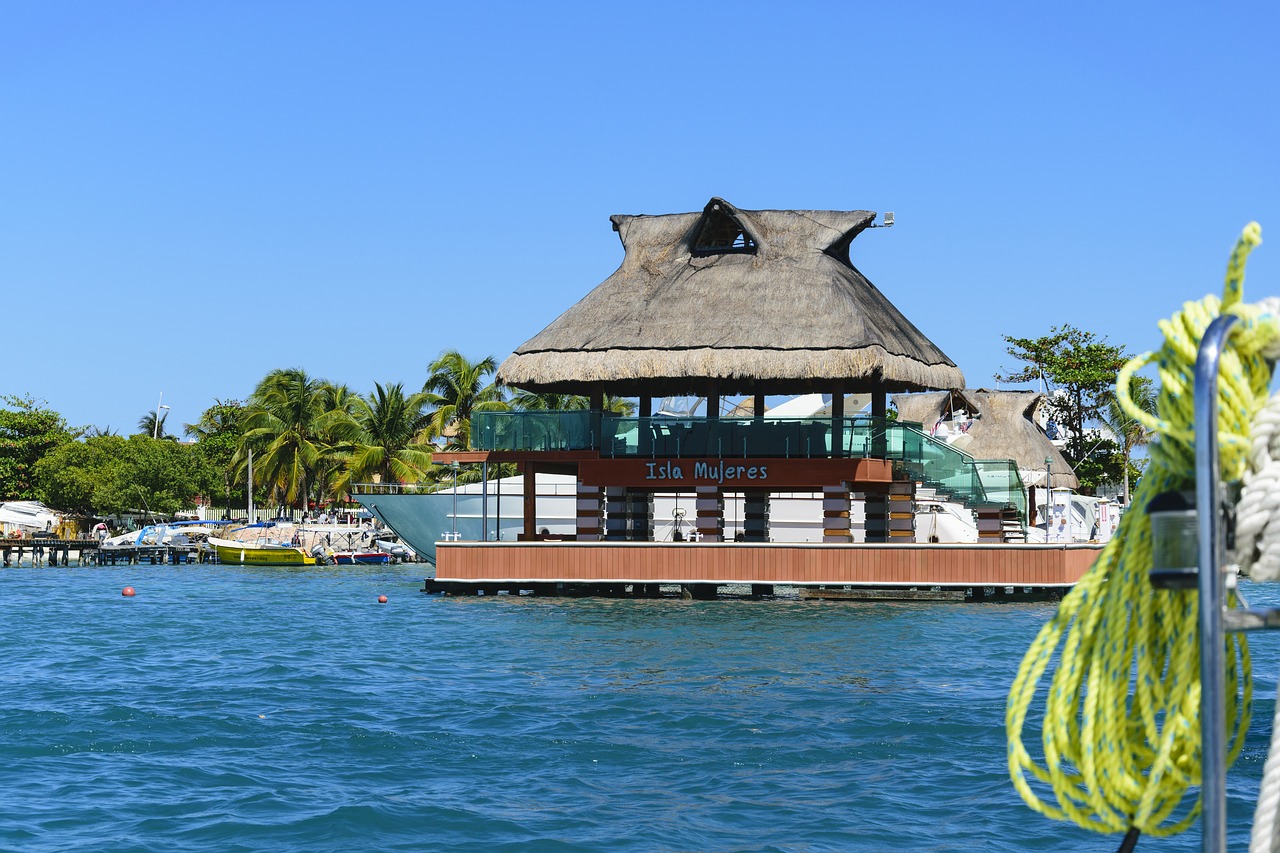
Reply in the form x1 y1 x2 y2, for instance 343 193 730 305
498 198 964 396
891 389 1079 489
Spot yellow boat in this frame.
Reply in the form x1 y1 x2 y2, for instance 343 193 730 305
208 524 317 566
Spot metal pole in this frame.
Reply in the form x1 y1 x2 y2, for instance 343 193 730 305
154 392 169 440
247 448 254 523
451 463 459 539
481 461 489 541
1046 457 1052 540
1196 313 1237 853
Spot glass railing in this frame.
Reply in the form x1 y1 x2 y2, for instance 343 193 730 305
887 421 1027 527
476 411 904 458
599 414 900 459
473 410 601 452
472 410 1026 526
973 459 1027 527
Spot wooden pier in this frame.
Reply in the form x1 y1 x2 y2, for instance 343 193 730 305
1 538 99 567
422 540 1103 602
0 538 208 567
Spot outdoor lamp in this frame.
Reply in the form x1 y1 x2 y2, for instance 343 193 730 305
1148 489 1199 589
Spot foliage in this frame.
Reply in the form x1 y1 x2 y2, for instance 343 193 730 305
1100 374 1158 502
509 390 589 411
34 438 110 514
328 382 435 497
1065 437 1130 495
136 410 175 440
185 400 248 512
603 395 635 416
423 350 508 450
0 395 77 501
238 368 342 509
998 325 1129 486
508 390 635 415
35 435 203 516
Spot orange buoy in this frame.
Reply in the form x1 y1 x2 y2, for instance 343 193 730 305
377 595 388 604
121 586 136 597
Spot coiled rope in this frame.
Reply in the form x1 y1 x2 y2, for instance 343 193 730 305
1006 223 1279 840
1233 299 1280 853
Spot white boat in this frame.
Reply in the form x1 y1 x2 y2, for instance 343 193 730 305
0 501 61 537
99 519 234 552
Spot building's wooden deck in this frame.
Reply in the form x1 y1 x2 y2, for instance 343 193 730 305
427 541 1102 600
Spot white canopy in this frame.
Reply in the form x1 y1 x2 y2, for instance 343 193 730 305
0 501 61 533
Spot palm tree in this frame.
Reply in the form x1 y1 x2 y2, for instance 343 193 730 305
329 382 435 497
508 389 635 415
237 368 339 510
311 382 361 503
185 400 246 515
422 350 508 450
183 399 243 441
1102 374 1157 505
509 390 590 411
603 395 636 416
136 411 173 440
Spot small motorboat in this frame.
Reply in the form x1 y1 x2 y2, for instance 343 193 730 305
208 522 316 566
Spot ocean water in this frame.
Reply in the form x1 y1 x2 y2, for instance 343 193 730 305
1 564 1278 852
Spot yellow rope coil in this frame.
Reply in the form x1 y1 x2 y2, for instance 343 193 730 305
1006 223 1278 837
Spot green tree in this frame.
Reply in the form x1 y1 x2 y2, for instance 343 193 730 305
1067 437 1129 499
509 390 635 415
509 390 590 411
1101 374 1158 504
997 325 1128 472
312 383 361 504
0 395 77 501
35 437 113 515
423 350 508 450
328 382 435 497
137 410 174 440
185 400 248 515
36 435 201 516
239 369 340 510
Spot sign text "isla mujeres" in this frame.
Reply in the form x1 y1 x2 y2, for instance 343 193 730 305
645 461 769 484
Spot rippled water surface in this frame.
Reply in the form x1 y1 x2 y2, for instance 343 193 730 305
2 565 1278 851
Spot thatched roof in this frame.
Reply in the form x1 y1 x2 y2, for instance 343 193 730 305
891 389 1079 490
498 198 964 396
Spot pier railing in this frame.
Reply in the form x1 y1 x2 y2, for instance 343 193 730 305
472 411 1026 526
474 411 907 459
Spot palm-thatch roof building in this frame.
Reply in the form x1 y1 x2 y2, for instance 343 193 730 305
890 389 1078 490
498 197 963 401
366 199 1105 598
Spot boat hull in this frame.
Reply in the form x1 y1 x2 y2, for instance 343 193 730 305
331 552 391 565
208 537 316 566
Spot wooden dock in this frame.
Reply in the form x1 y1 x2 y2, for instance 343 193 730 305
0 538 207 567
423 540 1103 601
1 538 99 567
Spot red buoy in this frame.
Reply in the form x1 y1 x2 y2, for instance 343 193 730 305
377 595 388 604
121 586 136 597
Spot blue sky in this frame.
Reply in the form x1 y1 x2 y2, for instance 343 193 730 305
3 2 1279 434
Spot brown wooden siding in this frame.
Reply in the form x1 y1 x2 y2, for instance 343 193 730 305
435 542 1102 586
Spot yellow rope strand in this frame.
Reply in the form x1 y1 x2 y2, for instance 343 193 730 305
1007 223 1275 837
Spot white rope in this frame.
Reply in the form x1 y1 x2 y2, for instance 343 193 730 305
1240 298 1280 851
1253 682 1280 853
1235 390 1280 582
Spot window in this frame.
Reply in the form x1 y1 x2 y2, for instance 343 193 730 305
692 203 757 255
